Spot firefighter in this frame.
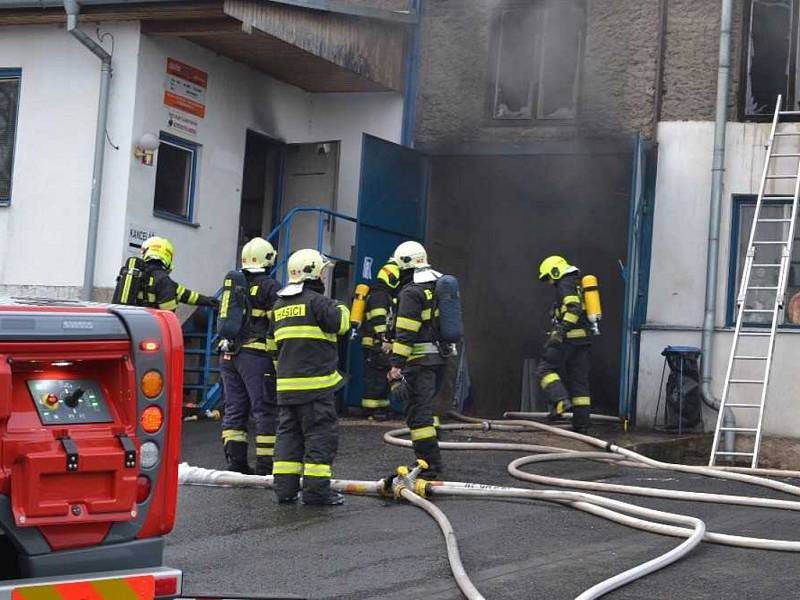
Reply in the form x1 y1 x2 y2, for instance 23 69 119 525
220 238 281 475
271 249 350 505
139 237 218 312
360 260 401 419
388 241 445 478
536 255 592 434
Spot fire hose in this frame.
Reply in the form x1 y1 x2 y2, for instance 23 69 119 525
178 413 800 599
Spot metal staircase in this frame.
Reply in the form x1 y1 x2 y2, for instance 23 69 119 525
182 206 357 414
710 96 800 468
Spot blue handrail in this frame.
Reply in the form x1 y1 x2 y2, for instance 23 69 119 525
191 205 357 412
265 205 358 283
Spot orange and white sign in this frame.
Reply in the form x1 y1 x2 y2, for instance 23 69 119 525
163 58 207 119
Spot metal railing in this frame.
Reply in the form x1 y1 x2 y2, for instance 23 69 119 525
186 206 357 412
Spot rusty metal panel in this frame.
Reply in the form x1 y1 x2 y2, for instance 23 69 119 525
225 0 406 91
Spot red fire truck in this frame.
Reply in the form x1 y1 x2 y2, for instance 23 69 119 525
0 299 184 599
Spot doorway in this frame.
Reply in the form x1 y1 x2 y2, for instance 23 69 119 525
237 130 284 258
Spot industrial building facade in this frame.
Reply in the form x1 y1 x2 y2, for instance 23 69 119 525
2 0 799 437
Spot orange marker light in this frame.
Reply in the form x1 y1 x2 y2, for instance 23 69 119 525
141 405 164 433
140 340 160 352
141 370 163 399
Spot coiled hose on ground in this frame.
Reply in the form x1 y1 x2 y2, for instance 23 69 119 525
179 412 800 599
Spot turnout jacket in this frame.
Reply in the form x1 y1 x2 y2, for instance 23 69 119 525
361 281 395 350
240 271 281 353
551 270 591 344
270 284 350 404
139 261 215 312
391 272 443 369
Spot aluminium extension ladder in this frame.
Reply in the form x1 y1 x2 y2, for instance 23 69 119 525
710 96 800 468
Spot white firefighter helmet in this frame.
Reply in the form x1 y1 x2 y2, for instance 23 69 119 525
287 248 329 284
392 241 429 270
241 237 277 271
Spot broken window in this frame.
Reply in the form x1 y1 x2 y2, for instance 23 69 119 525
730 197 800 326
743 0 795 117
0 69 21 206
491 0 584 122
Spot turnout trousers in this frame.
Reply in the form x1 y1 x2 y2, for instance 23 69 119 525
403 364 444 474
220 350 278 469
273 395 339 502
536 342 592 432
362 350 391 413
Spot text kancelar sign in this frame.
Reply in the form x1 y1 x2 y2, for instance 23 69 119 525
164 58 207 119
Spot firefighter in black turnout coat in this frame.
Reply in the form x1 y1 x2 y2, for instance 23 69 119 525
219 238 281 475
270 249 350 505
388 241 446 478
536 255 592 433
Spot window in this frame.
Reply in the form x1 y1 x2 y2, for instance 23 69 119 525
728 195 800 326
741 0 797 118
153 132 199 223
0 69 21 206
489 0 584 122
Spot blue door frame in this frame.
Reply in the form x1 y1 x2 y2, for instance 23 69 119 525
618 133 658 428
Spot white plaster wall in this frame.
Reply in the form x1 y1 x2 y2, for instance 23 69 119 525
126 36 403 294
639 120 800 437
0 22 140 292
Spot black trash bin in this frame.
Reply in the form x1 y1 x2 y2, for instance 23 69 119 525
656 345 703 433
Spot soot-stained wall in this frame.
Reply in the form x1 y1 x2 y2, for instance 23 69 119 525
427 151 631 417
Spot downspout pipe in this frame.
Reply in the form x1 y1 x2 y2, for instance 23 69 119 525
64 0 112 301
702 0 736 451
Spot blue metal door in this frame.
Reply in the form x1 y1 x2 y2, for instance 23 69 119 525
346 134 429 410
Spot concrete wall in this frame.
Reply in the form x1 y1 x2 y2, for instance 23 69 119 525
639 120 800 437
414 0 663 147
0 24 403 299
0 22 141 297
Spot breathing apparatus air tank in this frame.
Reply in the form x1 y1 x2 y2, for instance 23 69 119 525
581 274 602 335
350 283 370 326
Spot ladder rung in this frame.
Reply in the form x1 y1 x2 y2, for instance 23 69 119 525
746 286 779 290
715 451 756 456
752 240 788 245
770 153 800 157
779 110 800 115
733 355 769 360
741 309 773 313
757 218 793 223
764 175 797 179
752 263 781 267
739 332 770 337
729 379 766 384
720 427 759 432
726 403 762 408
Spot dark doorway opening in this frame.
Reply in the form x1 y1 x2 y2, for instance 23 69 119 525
237 131 284 258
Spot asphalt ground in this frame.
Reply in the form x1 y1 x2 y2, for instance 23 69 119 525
167 418 800 599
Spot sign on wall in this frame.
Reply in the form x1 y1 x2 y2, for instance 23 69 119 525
127 222 157 257
163 58 207 136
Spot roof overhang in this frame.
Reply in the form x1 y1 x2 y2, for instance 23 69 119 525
0 0 413 92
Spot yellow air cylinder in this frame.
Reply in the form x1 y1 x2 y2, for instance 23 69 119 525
581 274 602 335
350 283 370 325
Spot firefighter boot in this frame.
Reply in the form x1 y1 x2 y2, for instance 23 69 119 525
255 457 273 476
302 490 344 506
224 440 253 475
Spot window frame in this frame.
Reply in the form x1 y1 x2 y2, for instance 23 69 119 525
726 194 800 328
486 0 585 127
0 68 22 207
738 0 800 122
152 131 200 226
